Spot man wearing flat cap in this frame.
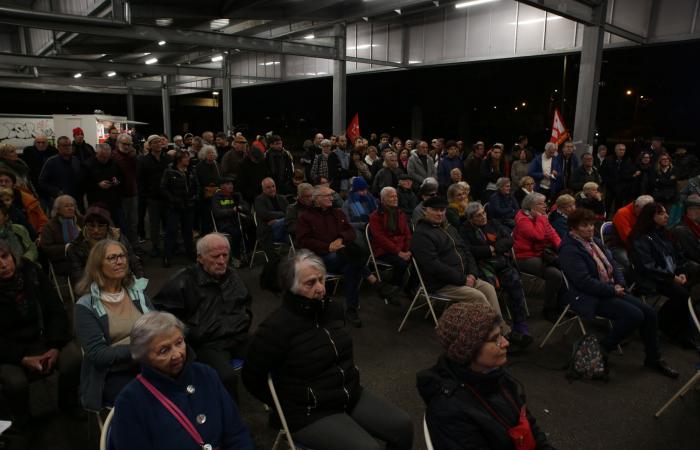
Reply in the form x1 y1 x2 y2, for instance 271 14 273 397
221 135 248 179
411 177 438 226
411 196 506 320
397 173 419 217
671 194 700 264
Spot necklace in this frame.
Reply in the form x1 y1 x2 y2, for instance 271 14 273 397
101 287 126 304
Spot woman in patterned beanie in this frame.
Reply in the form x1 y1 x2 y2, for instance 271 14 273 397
417 302 556 450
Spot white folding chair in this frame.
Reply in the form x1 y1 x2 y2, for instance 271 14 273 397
99 407 115 450
654 297 700 417
48 260 75 305
364 223 393 282
398 258 453 332
423 415 435 450
211 210 219 233
268 374 311 450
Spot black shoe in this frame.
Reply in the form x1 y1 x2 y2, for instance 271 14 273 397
345 309 362 328
162 257 171 268
644 359 680 379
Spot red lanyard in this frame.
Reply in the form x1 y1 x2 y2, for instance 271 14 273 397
137 374 207 449
463 383 520 430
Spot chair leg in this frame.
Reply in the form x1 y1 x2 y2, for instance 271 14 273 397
271 430 283 450
654 371 700 418
539 308 570 348
249 240 259 269
398 290 423 332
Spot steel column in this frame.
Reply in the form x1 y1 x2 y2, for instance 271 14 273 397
222 54 233 134
332 23 347 135
126 88 135 121
572 24 604 154
161 75 171 137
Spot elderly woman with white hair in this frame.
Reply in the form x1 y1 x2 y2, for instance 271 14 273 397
39 194 82 276
513 192 564 322
195 144 220 234
243 250 413 450
108 311 254 450
575 181 606 221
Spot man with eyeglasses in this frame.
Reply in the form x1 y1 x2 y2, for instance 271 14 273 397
38 136 84 211
66 205 143 285
21 134 57 194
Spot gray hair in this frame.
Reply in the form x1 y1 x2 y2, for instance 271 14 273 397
495 177 510 189
130 311 186 362
279 249 327 294
544 142 557 153
465 201 484 219
95 143 111 153
582 181 599 192
198 144 217 161
380 186 396 201
196 232 230 256
50 194 77 218
521 192 546 210
297 182 313 196
117 133 132 144
312 185 331 201
320 139 332 147
421 177 438 189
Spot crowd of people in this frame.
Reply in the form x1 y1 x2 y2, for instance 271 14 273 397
0 125 698 450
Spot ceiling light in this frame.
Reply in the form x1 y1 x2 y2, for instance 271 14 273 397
304 34 315 40
155 18 173 26
210 18 230 30
145 57 158 65
143 52 151 56
73 73 82 78
158 40 166 46
106 71 116 77
394 9 401 14
455 0 499 9
211 55 224 62
510 16 563 26
626 89 633 96
521 102 527 106
212 91 219 96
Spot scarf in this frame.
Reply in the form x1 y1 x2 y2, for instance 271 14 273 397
570 232 613 284
683 215 700 239
383 206 398 233
59 216 80 243
347 192 377 221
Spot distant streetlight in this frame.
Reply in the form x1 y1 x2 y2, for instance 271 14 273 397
493 106 497 110
640 95 645 99
514 107 518 111
521 102 527 107
626 89 633 96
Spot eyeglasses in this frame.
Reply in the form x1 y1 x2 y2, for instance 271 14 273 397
105 253 127 264
485 333 507 348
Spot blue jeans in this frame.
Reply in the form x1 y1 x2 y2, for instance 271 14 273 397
270 218 287 242
323 252 369 310
165 207 194 258
595 294 660 361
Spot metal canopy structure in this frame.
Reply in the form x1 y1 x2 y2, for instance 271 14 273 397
0 0 698 139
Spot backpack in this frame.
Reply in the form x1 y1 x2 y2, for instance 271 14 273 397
566 334 609 382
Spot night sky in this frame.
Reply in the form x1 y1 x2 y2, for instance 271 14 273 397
1 40 699 152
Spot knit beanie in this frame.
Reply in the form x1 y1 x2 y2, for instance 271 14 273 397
436 303 501 365
351 176 369 192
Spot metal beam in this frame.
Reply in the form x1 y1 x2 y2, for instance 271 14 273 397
332 24 346 135
222 55 232 134
345 56 405 68
0 5 338 59
0 78 159 95
0 74 163 90
126 88 135 121
0 53 222 77
601 23 645 44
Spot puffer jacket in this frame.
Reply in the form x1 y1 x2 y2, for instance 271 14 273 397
153 264 252 351
410 219 478 292
512 210 561 260
417 355 555 450
242 293 361 432
160 165 198 209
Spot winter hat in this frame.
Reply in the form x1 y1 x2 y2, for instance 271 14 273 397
351 176 369 192
436 303 501 365
72 127 84 136
146 134 161 145
83 205 113 225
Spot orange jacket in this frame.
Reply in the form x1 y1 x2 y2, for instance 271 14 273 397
19 190 48 233
612 202 636 245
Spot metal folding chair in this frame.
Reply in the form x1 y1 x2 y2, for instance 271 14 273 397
508 247 531 316
99 407 115 450
364 223 393 282
48 260 75 305
398 258 453 332
654 297 700 417
423 415 435 450
249 210 288 269
599 221 614 246
268 374 311 450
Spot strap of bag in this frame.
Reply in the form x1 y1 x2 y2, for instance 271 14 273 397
137 374 204 447
463 383 521 430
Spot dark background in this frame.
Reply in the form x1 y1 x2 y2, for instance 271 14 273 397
2 40 699 152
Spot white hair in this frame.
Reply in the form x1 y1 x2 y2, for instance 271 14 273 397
280 249 327 294
130 311 186 362
196 232 230 256
521 192 546 210
380 186 396 201
198 144 217 161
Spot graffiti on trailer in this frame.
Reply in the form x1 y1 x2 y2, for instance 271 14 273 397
0 118 56 149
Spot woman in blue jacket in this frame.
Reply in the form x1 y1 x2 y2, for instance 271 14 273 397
559 208 677 378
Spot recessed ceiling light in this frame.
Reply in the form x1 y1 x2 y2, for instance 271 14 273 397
211 55 224 62
212 91 219 95
143 52 151 56
304 34 315 40
155 18 173 26
73 73 82 78
158 40 166 46
145 57 158 65
455 0 498 9
106 71 116 77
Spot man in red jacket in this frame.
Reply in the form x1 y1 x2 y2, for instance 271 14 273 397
369 187 412 291
296 186 397 327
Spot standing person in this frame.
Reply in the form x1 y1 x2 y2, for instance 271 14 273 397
71 127 95 162
221 135 248 179
528 142 562 202
242 251 413 450
463 141 486 201
481 144 509 203
137 135 171 257
600 143 635 213
265 134 295 197
331 135 351 194
214 132 231 162
0 143 33 192
510 148 533 188
38 136 84 210
560 141 580 191
236 146 270 205
105 127 120 151
160 149 198 267
82 143 125 229
594 144 608 169
570 152 602 193
437 141 463 193
311 139 333 185
112 133 141 254
650 153 678 207
195 145 221 235
417 303 555 450
631 151 655 198
21 134 57 196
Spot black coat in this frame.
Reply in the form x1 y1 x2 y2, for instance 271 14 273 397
21 144 57 189
650 168 678 204
242 293 361 432
82 157 125 209
569 165 602 192
417 356 554 450
671 221 700 265
72 141 95 162
601 157 635 203
411 219 478 292
237 158 270 204
630 229 686 292
160 165 199 209
266 148 295 196
137 152 171 200
153 264 252 351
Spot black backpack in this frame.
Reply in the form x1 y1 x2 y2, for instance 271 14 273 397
566 334 609 382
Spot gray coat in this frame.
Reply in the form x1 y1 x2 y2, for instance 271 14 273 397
407 153 436 185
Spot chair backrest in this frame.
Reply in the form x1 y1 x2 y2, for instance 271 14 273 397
210 210 219 233
252 208 259 227
267 373 297 450
600 221 614 245
689 297 700 334
423 415 435 450
99 407 115 450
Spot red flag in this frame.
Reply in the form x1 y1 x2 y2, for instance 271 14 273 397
346 113 360 144
550 108 569 145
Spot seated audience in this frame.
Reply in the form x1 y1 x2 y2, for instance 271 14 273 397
0 188 35 240
513 192 564 322
487 177 518 228
397 174 419 217
296 186 397 327
446 183 470 229
242 251 413 450
74 239 153 411
418 303 554 450
109 311 254 450
514 175 535 207
671 194 700 264
0 204 37 262
411 196 505 319
461 202 532 348
412 177 439 226
372 151 401 196
0 143 33 192
408 140 436 185
510 147 532 188
253 177 289 256
0 240 81 436
285 182 314 238
211 176 254 267
153 233 252 399
629 202 700 350
67 206 143 285
369 187 412 294
349 149 373 183
0 168 47 233
575 182 606 221
608 194 655 271
343 176 378 227
39 195 82 276
559 208 678 378
548 194 576 239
